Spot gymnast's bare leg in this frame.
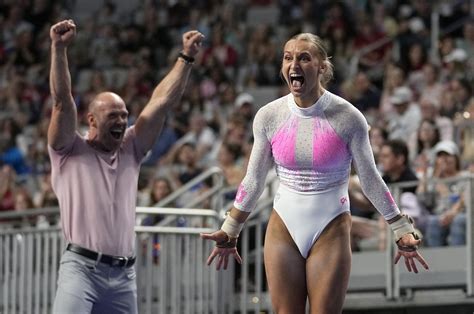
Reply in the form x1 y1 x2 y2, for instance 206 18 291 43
306 212 351 314
264 209 307 313
264 211 351 314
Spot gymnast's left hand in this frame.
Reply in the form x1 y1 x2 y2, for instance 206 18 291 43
394 233 429 273
201 230 242 271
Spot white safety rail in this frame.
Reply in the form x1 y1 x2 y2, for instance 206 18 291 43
1 174 473 312
231 174 474 312
0 207 229 314
0 227 63 314
134 207 230 314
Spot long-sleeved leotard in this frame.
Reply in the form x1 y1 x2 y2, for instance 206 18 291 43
234 91 400 257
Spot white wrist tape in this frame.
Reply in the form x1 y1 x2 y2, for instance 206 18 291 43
221 215 244 238
389 215 416 241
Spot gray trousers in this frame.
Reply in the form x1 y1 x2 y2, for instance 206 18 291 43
53 250 138 314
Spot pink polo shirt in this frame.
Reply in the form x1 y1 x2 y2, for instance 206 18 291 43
48 126 146 256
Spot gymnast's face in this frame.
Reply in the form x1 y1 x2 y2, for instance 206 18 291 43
281 39 323 106
87 92 128 152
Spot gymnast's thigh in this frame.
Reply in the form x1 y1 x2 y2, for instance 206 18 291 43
306 212 352 314
264 209 307 314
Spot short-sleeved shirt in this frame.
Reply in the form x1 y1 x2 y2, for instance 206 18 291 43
48 126 146 256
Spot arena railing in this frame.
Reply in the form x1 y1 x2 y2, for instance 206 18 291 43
1 173 473 312
0 207 227 314
388 174 474 300
233 174 474 311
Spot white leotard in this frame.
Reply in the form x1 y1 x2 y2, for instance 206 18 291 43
234 91 400 257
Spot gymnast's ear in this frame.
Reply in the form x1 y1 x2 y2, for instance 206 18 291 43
318 65 326 75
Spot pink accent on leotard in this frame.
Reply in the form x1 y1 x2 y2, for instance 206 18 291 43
271 117 298 168
235 184 248 204
312 118 349 169
385 191 396 205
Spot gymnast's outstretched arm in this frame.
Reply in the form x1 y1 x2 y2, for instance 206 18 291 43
201 107 275 269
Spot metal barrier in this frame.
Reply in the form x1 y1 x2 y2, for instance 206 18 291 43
0 227 63 314
1 174 473 312
0 207 228 314
233 174 474 311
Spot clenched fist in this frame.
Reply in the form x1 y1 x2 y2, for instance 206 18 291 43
50 20 76 48
181 30 204 58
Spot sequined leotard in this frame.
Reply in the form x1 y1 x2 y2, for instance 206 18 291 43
234 91 400 257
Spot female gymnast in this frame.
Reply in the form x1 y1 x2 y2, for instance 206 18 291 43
201 33 429 313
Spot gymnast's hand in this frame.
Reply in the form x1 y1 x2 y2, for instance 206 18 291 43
50 19 76 48
201 230 242 270
394 233 429 273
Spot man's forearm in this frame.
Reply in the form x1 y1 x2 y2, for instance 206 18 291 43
147 59 193 112
50 45 73 106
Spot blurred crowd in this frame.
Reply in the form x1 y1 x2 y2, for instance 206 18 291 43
0 0 473 249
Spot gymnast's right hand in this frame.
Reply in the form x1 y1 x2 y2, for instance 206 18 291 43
50 19 76 47
201 230 242 270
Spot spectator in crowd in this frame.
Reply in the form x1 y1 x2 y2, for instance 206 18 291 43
379 63 406 117
0 117 30 175
456 20 474 80
405 42 428 93
168 143 204 186
208 113 250 166
352 17 390 78
455 98 474 167
216 141 246 202
439 88 458 119
200 27 238 69
139 177 175 209
350 140 423 251
12 186 34 228
139 176 176 262
233 92 256 127
450 78 472 112
387 86 421 141
419 98 454 141
368 125 388 165
419 63 444 105
417 141 465 246
241 24 280 86
32 172 58 208
352 71 381 115
0 164 17 213
408 119 440 176
165 113 217 164
141 119 178 167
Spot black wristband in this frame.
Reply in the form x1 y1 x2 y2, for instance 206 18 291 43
178 52 195 64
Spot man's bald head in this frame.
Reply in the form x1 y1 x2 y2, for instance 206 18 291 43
88 92 126 114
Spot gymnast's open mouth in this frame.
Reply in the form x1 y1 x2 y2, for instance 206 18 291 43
290 73 304 88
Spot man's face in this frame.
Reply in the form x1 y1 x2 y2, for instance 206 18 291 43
89 94 128 151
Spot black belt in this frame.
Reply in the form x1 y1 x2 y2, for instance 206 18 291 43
66 243 136 268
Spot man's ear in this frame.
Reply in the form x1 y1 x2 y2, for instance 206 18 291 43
87 112 96 128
